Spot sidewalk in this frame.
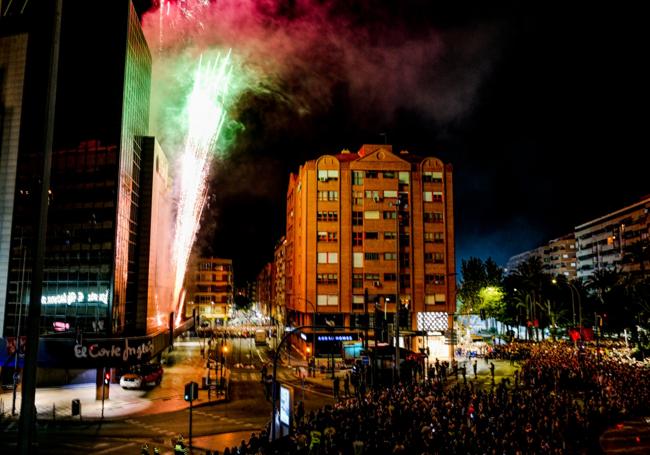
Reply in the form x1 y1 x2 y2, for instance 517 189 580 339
0 339 226 422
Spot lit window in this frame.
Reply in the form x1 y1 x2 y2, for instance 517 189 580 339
318 169 339 181
398 172 410 185
423 192 433 202
425 295 435 305
435 293 446 304
384 232 396 240
352 171 364 186
353 252 364 268
317 294 338 306
364 273 380 281
383 211 397 220
365 211 380 219
353 191 363 205
365 190 380 200
383 190 397 198
384 252 397 260
318 191 338 201
383 171 395 179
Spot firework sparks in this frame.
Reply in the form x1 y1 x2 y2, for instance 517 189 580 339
171 51 232 314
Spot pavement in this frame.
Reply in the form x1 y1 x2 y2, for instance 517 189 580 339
0 339 228 422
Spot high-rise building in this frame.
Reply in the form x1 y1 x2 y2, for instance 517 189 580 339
185 258 233 327
0 1 179 382
285 144 456 360
575 196 650 279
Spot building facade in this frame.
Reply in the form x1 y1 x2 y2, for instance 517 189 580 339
185 258 233 327
0 2 181 382
285 144 456 360
575 196 650 280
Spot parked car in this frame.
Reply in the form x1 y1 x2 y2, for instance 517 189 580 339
119 372 143 389
119 363 163 389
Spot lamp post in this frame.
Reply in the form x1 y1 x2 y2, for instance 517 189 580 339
390 198 400 384
552 277 582 341
291 295 318 366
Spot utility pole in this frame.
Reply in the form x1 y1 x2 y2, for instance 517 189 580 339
18 2 62 453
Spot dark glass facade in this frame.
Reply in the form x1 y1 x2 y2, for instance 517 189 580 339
2 0 152 339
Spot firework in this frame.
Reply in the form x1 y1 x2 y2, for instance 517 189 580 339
171 51 232 315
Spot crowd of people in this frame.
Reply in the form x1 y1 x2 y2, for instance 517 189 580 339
215 341 650 454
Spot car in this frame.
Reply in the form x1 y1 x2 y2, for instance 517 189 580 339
119 363 163 389
119 372 142 389
140 363 164 386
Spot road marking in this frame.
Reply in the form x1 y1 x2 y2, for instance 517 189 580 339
93 441 138 454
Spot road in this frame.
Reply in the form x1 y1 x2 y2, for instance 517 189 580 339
0 333 334 454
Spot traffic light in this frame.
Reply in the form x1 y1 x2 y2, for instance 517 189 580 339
104 371 110 385
184 381 198 402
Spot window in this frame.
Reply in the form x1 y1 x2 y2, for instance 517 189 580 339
423 192 433 202
352 171 364 186
383 190 397 198
424 212 443 223
365 211 380 220
317 294 338 306
383 171 395 179
424 232 433 243
383 273 396 281
425 274 445 285
435 293 446 304
423 171 443 183
400 252 410 267
353 191 363 205
352 211 363 226
352 274 363 288
384 252 397 261
384 232 396 240
433 191 443 202
399 274 411 289
365 232 379 240
365 190 380 200
365 171 378 179
353 252 364 268
398 172 410 185
317 252 338 264
400 233 410 245
365 252 380 261
318 169 339 181
434 252 444 264
425 295 435 305
352 295 365 311
317 211 338 222
424 253 434 263
317 273 338 284
318 191 338 201
383 211 397 220
434 232 444 243
317 231 337 242
364 273 380 281
353 231 363 246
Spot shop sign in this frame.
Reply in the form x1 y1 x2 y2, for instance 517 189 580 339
74 338 155 363
317 334 354 342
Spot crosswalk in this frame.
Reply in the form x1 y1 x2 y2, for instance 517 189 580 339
229 370 261 382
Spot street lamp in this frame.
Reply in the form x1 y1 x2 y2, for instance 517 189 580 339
552 277 582 338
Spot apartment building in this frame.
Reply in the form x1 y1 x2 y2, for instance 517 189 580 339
506 234 577 279
285 144 455 360
185 257 233 327
575 196 650 279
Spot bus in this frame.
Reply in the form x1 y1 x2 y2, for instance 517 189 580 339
255 329 267 346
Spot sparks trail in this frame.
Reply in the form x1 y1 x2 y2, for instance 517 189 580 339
172 51 232 320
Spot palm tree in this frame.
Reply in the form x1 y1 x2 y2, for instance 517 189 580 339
585 267 621 306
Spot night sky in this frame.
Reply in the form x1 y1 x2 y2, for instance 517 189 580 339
137 1 647 286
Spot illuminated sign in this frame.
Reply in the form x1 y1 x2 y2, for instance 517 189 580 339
317 335 354 342
280 384 291 425
41 290 109 305
73 338 154 363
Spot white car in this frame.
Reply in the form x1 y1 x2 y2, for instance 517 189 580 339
119 372 143 389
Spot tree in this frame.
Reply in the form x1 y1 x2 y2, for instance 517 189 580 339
233 293 252 311
458 257 486 314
